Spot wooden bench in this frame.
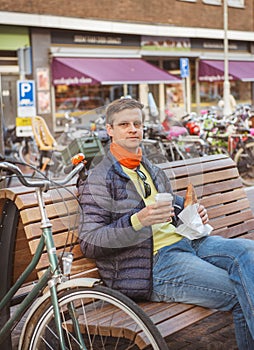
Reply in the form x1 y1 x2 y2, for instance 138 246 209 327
1 153 254 348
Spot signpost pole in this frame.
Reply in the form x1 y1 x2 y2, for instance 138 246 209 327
186 76 191 114
180 58 191 114
0 74 5 188
223 0 231 116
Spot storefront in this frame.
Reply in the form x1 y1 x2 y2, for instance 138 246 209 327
30 28 254 131
197 59 254 107
51 56 180 127
193 39 254 111
141 36 254 114
48 30 181 130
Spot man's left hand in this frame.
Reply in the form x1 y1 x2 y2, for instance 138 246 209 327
198 204 209 224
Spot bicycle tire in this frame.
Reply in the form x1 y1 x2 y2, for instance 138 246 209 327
21 284 168 350
234 141 254 186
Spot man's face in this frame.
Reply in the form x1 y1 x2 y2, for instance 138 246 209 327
106 108 143 153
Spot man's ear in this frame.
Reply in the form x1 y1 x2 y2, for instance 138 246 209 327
106 123 113 137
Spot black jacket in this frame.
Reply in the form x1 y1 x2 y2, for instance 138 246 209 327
78 151 184 300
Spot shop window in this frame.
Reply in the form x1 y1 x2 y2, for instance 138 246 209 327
54 84 140 129
199 80 250 107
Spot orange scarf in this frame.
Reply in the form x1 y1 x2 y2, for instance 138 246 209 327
110 143 142 169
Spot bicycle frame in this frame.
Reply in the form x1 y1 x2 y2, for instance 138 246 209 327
0 186 84 349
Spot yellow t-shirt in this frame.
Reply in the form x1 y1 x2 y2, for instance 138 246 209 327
122 165 182 254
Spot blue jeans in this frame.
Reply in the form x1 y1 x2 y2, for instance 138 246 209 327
151 236 254 349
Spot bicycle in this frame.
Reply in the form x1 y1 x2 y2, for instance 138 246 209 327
200 111 254 186
0 156 168 350
56 112 91 146
142 122 205 163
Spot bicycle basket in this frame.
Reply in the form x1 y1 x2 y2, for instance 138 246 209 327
61 136 105 168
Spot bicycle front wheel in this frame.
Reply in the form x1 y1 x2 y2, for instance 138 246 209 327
21 285 168 350
234 141 254 186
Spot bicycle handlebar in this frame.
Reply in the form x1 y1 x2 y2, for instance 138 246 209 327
0 160 85 190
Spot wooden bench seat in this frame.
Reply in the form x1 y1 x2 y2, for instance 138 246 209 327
1 153 254 348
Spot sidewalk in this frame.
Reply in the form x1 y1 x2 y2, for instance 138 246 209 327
165 312 237 349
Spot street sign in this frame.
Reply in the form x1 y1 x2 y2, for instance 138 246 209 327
17 80 36 136
17 47 32 78
180 58 189 78
17 80 36 113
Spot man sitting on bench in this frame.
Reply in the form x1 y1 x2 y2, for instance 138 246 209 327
78 97 254 350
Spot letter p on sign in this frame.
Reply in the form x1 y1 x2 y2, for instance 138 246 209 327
21 82 31 97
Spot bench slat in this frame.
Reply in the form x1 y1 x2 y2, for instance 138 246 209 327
20 199 78 224
169 168 240 192
155 306 216 338
211 209 253 231
24 214 79 239
208 198 251 219
214 220 254 239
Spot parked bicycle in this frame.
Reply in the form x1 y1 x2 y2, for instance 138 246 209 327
197 109 254 186
3 124 21 161
142 121 206 163
56 112 91 146
18 136 40 168
0 155 168 350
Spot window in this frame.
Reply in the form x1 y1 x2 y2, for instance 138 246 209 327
228 0 244 8
202 0 221 5
202 0 244 6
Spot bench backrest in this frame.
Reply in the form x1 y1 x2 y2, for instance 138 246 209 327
1 154 253 285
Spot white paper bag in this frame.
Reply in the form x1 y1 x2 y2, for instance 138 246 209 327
175 203 213 240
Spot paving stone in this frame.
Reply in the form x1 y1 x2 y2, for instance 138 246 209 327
165 312 238 349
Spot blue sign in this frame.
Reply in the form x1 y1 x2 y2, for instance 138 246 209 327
180 58 189 78
17 80 36 118
17 80 35 107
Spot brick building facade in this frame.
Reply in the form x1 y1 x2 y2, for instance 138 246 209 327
0 0 253 31
0 0 254 130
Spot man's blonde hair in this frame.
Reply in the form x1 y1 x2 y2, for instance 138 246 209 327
106 98 144 125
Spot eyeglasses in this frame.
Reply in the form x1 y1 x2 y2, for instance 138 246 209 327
136 169 151 198
113 121 143 130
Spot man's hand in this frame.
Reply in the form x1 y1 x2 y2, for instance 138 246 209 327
198 204 209 224
136 201 174 227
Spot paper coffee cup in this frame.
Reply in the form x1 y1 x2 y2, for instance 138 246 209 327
155 193 173 204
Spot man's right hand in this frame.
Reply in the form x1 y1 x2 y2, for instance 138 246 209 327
136 201 174 227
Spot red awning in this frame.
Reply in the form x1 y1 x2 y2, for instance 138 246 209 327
199 60 254 82
52 57 180 85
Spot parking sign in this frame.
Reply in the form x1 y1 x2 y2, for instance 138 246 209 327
180 58 189 78
17 80 36 136
17 80 36 116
